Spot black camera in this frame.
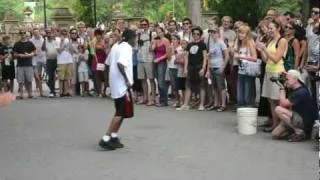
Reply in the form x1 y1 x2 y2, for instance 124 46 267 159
138 39 144 47
270 73 286 85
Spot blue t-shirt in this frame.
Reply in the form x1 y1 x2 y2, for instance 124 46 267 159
289 86 319 134
208 39 227 68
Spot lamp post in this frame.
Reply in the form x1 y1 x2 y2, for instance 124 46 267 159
93 0 97 26
43 0 47 28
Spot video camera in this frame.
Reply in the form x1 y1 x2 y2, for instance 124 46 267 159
270 73 286 86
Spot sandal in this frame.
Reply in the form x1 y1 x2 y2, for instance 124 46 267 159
16 96 23 100
146 101 155 106
216 106 226 112
137 100 147 105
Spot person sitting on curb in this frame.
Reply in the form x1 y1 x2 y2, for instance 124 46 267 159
272 70 319 142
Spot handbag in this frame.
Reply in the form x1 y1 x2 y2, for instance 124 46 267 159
123 90 134 118
94 55 105 71
239 59 261 77
96 63 106 71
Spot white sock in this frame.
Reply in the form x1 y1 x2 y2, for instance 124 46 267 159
111 133 118 138
102 135 110 142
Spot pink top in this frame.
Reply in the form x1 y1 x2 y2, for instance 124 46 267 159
154 44 166 63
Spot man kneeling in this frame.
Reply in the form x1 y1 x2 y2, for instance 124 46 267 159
272 70 319 142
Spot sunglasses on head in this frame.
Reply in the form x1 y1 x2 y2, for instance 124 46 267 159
312 10 320 15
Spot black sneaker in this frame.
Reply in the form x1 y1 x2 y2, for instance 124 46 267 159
98 139 116 151
110 137 124 148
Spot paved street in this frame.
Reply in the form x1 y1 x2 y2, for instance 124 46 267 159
0 96 318 180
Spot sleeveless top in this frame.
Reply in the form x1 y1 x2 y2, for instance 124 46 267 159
283 38 295 71
154 44 166 62
265 39 285 73
238 47 251 75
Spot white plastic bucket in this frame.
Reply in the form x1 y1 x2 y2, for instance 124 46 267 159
237 108 258 135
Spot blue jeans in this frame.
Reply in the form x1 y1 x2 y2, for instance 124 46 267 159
237 74 255 106
155 61 168 105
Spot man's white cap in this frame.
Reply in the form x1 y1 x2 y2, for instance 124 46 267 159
286 69 304 84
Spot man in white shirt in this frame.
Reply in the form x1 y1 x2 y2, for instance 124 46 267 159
57 28 73 97
43 27 59 97
30 28 46 97
99 29 136 151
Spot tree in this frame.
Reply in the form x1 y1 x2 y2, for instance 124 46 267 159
0 0 25 21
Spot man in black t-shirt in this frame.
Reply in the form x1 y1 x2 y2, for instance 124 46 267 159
272 70 319 142
177 26 208 111
13 28 36 99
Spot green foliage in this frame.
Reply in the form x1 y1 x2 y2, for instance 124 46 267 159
0 0 25 21
207 0 303 27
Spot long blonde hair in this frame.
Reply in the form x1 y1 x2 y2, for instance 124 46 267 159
236 25 253 51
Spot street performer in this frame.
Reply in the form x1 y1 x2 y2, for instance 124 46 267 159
98 29 136 150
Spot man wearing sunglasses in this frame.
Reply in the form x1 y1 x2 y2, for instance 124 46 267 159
13 28 36 99
305 7 320 107
136 18 156 105
177 18 193 42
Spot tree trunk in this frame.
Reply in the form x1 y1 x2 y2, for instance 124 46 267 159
187 0 201 26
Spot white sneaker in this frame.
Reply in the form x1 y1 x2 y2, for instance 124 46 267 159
49 93 55 98
176 105 190 111
198 106 205 111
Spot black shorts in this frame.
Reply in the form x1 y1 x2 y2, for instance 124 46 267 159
114 92 134 118
177 77 186 90
2 65 15 80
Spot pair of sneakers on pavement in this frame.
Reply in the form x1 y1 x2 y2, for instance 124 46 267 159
99 134 124 151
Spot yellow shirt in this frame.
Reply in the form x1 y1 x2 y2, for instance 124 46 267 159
265 40 285 73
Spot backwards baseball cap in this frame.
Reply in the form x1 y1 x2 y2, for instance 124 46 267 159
286 69 304 84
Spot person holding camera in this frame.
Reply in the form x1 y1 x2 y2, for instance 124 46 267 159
271 70 318 142
137 19 157 106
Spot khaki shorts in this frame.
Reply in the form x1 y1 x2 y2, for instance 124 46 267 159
137 62 154 79
16 66 33 84
58 64 73 80
291 112 304 129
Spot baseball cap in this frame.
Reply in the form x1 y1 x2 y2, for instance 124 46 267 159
286 69 304 84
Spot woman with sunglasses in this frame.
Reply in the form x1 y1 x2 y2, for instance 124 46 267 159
178 26 207 111
206 27 229 112
283 21 300 71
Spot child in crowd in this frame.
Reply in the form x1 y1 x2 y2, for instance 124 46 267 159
175 39 188 107
78 45 89 97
